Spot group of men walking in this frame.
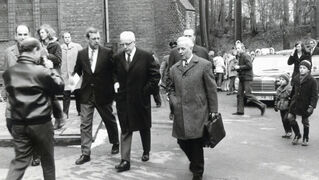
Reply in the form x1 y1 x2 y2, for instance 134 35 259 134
3 22 273 180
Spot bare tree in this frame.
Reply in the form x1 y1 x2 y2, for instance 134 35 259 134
249 0 257 34
219 0 226 30
282 0 290 49
200 0 209 48
313 0 319 38
235 0 242 41
228 0 233 29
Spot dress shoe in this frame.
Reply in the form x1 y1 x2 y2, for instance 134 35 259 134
282 132 292 139
292 135 301 145
115 160 130 172
260 104 267 116
31 158 41 166
53 117 66 130
75 155 90 165
111 143 119 154
192 174 203 180
301 139 309 146
232 112 244 115
141 152 149 162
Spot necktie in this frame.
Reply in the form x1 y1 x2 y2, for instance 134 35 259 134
183 59 188 67
126 53 131 70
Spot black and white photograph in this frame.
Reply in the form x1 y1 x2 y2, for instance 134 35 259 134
0 0 319 179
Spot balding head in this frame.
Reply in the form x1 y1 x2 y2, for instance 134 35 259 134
120 31 136 54
19 37 42 62
15 25 30 44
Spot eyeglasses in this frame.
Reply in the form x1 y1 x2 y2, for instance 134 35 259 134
120 41 134 47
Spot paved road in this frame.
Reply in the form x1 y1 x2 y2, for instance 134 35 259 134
0 92 319 180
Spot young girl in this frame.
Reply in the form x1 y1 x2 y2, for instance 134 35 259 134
288 60 318 146
274 73 292 138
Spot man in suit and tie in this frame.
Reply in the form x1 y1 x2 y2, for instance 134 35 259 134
113 31 160 172
73 27 120 165
168 36 218 180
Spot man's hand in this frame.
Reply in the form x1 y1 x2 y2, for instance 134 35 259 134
43 58 53 69
114 82 120 93
234 65 240 70
274 105 278 112
210 112 217 119
307 106 314 115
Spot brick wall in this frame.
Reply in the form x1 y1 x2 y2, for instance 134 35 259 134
0 0 195 69
59 0 105 47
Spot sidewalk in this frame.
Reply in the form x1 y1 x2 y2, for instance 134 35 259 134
0 93 171 147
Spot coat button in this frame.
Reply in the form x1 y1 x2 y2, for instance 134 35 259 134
90 83 94 87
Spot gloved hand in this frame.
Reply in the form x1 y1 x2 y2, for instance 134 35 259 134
307 106 314 115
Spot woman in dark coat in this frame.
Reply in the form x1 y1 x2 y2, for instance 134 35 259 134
287 41 311 83
288 60 318 146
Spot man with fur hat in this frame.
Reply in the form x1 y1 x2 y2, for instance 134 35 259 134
288 60 318 146
274 73 292 138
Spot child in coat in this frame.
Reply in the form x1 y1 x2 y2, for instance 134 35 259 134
288 60 318 146
274 73 292 138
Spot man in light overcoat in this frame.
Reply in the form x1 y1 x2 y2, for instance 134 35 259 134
168 36 218 180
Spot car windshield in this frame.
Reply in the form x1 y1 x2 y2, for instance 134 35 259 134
253 55 293 76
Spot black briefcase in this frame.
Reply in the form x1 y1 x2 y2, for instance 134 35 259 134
203 113 226 148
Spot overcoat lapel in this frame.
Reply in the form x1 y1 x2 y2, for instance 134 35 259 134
94 46 103 73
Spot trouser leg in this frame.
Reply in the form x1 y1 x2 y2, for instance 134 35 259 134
52 97 64 120
80 103 95 156
243 81 265 110
237 80 245 113
95 103 119 144
139 128 151 153
6 125 33 180
280 110 291 133
73 89 81 114
63 91 71 118
120 131 133 162
189 138 204 176
229 76 235 92
152 86 161 105
302 116 310 140
177 139 191 161
288 113 301 137
30 121 55 180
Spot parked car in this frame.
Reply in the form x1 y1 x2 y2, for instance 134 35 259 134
250 55 319 102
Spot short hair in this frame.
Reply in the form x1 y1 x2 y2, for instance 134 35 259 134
19 37 41 53
85 27 99 39
177 36 194 47
37 24 56 40
62 31 71 38
184 28 195 36
15 24 30 34
120 31 136 42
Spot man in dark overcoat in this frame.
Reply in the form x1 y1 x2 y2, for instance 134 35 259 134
113 31 160 172
168 36 218 180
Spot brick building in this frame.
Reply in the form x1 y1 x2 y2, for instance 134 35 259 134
0 0 195 69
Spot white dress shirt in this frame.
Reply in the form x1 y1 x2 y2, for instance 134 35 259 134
183 54 193 66
125 47 136 62
89 47 98 72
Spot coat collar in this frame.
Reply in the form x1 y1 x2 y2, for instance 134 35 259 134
176 54 199 74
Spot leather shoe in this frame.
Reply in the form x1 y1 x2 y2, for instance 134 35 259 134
115 160 130 172
192 174 203 180
141 152 149 162
232 112 244 115
31 158 40 166
111 143 119 154
75 155 90 165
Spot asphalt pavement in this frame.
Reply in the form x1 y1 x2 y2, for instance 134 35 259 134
0 92 319 180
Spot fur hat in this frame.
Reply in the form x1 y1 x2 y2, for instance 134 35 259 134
300 60 312 70
279 73 290 83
